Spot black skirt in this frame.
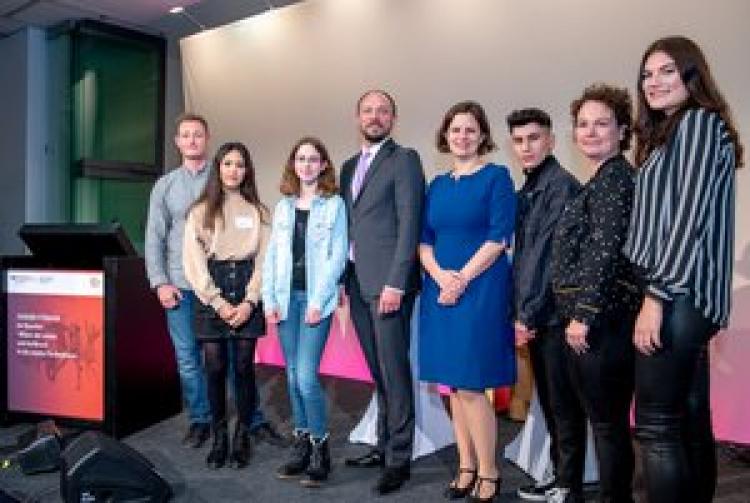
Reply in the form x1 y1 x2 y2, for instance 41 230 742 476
193 259 266 340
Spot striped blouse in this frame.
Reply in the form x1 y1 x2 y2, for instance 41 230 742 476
623 108 736 327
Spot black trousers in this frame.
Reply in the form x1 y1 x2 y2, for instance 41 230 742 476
346 270 415 469
528 325 569 479
552 315 635 503
203 338 258 430
634 295 718 503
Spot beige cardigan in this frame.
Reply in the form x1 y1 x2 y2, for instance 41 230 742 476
183 191 268 312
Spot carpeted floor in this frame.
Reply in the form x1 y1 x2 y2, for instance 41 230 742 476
1 365 749 502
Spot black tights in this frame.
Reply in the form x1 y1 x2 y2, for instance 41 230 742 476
635 295 718 503
203 338 257 428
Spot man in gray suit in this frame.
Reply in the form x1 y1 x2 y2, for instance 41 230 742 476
341 90 425 495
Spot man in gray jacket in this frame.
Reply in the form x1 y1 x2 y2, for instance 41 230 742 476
340 90 425 495
145 113 281 449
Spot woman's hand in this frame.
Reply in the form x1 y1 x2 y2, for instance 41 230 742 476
436 269 466 296
218 304 235 323
265 309 281 325
229 301 253 328
436 269 467 305
566 320 590 354
305 307 322 326
634 295 663 355
437 289 459 305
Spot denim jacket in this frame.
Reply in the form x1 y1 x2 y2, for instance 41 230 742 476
261 194 348 320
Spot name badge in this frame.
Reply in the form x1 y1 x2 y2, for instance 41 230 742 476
234 216 254 229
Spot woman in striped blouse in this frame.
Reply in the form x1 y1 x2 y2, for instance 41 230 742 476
624 36 743 503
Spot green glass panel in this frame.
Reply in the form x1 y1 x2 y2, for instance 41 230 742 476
99 180 151 255
72 33 159 164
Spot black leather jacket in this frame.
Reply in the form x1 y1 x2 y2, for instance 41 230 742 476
551 155 643 327
512 156 581 329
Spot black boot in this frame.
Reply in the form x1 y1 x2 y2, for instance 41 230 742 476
206 421 229 469
229 422 252 469
276 431 311 479
301 435 331 487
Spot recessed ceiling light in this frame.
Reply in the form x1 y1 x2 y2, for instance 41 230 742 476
169 6 184 14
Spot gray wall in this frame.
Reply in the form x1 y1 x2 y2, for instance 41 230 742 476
0 26 185 259
0 30 31 255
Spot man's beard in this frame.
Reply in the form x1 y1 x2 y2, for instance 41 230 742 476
362 130 389 144
360 121 391 144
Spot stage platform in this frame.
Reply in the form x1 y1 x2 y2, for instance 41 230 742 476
2 365 749 502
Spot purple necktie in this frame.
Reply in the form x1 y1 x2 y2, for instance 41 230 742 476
351 150 372 200
349 150 372 261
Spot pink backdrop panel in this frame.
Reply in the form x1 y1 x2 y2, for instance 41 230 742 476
255 301 750 444
255 309 373 383
710 328 750 444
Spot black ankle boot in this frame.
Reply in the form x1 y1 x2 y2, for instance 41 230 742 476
206 421 228 469
229 422 252 469
301 435 331 487
276 431 311 479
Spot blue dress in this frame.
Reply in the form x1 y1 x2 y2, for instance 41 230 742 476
419 163 516 390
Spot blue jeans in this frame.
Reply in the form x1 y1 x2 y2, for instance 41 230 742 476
277 290 332 438
165 289 211 424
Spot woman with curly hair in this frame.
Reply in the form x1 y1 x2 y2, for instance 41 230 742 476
549 84 642 503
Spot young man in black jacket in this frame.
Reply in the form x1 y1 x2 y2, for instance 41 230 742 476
508 109 581 501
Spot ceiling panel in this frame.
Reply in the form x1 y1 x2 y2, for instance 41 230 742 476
0 0 303 39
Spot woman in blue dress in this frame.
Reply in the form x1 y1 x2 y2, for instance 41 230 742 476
419 100 516 502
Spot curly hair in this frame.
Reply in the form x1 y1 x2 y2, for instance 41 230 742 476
570 83 633 152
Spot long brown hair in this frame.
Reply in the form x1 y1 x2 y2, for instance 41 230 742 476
279 137 338 197
634 36 743 167
193 142 269 230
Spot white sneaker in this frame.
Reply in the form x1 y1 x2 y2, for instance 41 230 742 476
545 487 571 503
517 473 557 501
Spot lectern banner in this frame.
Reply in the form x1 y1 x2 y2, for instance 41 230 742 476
5 269 105 420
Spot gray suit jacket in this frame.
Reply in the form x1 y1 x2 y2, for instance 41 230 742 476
340 138 425 298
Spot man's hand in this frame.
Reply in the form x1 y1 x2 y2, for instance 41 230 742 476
156 284 182 309
634 295 663 355
378 287 403 315
565 319 590 354
514 321 536 347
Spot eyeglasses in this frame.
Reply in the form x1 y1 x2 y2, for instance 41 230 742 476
295 155 322 164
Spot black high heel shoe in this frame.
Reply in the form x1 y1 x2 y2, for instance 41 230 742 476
443 468 477 499
466 475 501 502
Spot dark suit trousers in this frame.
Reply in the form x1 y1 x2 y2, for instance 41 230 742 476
347 269 415 469
528 325 568 478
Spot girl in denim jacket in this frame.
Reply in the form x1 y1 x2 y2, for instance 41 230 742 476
262 137 347 487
